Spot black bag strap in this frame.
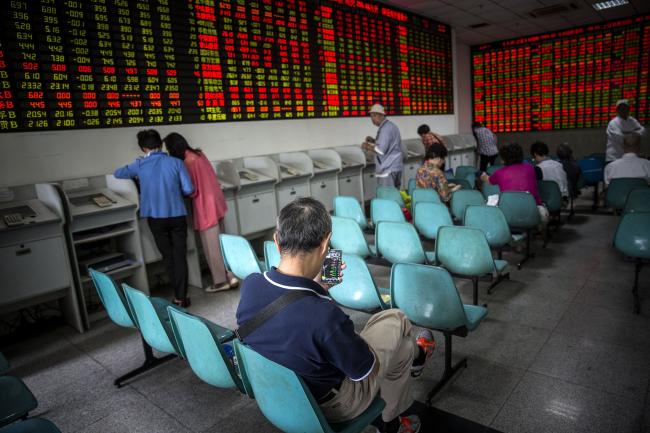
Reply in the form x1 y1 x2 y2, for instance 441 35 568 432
235 290 316 340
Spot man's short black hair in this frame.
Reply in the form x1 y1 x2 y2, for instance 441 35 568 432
472 121 482 129
530 141 549 157
137 129 162 151
424 143 448 160
276 198 331 256
499 142 524 166
417 124 430 135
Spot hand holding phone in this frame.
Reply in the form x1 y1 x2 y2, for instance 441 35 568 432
321 249 343 285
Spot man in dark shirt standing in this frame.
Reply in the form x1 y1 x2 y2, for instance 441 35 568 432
236 198 434 433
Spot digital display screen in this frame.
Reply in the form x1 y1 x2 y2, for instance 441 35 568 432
0 0 453 133
472 15 650 132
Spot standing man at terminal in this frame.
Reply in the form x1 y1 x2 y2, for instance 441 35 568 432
606 99 645 163
362 104 404 188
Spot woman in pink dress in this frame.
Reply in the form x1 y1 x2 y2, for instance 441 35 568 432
164 133 239 292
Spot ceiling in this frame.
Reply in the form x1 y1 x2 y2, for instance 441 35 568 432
379 0 650 45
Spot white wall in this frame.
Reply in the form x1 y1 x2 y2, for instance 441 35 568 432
454 42 473 135
0 33 475 188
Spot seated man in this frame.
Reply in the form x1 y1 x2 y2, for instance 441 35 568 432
604 132 650 186
236 198 435 433
531 141 569 198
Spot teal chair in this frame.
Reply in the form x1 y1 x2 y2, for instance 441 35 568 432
481 183 500 200
167 308 244 392
413 202 452 241
498 191 540 269
88 269 174 387
370 198 405 226
333 196 368 231
578 157 605 210
376 185 405 207
411 189 442 219
328 254 390 311
623 188 650 214
486 165 502 175
0 419 62 433
123 284 183 355
613 212 650 314
450 189 485 223
447 178 473 190
220 234 264 278
391 263 487 402
537 180 563 246
376 221 436 264
455 165 476 186
331 216 376 258
464 205 511 259
435 225 508 305
407 178 417 197
0 353 9 375
264 240 281 270
0 376 37 427
605 178 649 213
233 340 385 433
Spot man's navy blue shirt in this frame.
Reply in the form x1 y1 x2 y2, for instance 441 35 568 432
236 268 375 400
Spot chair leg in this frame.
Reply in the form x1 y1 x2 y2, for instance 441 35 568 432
114 337 176 388
592 183 599 211
633 261 642 315
497 247 503 261
488 271 510 294
426 332 467 404
472 277 479 306
517 230 535 269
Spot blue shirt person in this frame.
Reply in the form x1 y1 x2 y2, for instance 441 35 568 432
114 129 194 307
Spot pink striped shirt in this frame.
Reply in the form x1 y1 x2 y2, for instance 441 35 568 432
184 150 228 231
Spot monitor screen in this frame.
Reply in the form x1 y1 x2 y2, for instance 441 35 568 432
472 15 650 132
0 0 453 132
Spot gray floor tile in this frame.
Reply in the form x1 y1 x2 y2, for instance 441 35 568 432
77 397 193 433
201 401 281 433
530 332 650 400
555 303 650 348
127 358 250 432
453 318 551 370
484 291 571 330
492 372 643 433
413 356 525 426
574 279 650 316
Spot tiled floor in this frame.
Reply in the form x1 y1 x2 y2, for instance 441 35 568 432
2 200 650 433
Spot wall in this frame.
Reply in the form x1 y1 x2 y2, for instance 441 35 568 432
0 32 476 188
454 42 473 135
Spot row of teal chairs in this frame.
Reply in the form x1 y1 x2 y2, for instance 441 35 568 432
0 353 60 433
605 178 650 213
89 269 384 433
613 211 650 314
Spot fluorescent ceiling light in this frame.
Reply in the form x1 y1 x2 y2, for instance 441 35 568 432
592 0 629 10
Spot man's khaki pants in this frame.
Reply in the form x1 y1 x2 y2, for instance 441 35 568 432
320 309 416 423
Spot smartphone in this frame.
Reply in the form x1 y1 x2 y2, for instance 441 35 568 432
321 249 343 285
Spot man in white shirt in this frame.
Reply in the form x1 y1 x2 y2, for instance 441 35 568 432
531 141 569 197
604 133 650 186
362 104 404 188
606 99 645 162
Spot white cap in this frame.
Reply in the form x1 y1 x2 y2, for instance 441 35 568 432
369 104 386 115
616 99 629 107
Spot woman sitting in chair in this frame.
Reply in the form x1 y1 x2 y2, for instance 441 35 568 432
415 143 461 203
481 142 549 224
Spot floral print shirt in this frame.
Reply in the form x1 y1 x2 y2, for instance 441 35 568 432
415 163 451 202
